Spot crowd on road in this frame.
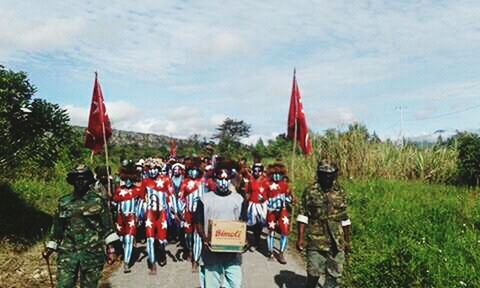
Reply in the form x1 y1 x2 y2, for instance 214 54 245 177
43 154 351 288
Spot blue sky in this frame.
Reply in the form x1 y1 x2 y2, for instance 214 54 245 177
2 0 480 142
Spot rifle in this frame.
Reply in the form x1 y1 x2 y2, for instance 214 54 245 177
41 237 55 288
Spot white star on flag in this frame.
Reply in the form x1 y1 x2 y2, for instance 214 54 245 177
268 221 276 229
119 189 129 197
187 180 196 190
282 216 289 225
161 221 168 230
128 219 135 227
155 179 165 188
270 183 279 191
145 218 153 228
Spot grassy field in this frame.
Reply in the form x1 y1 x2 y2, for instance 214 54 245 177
342 179 480 287
2 157 479 287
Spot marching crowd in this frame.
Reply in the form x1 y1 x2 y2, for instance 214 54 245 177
43 154 351 288
107 156 296 274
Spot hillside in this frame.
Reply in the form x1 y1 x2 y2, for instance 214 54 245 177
73 126 187 149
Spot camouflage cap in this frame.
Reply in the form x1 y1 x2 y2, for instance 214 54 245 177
67 164 94 184
317 159 337 173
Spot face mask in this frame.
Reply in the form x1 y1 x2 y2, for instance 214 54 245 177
188 169 200 179
149 168 159 178
272 173 283 182
317 172 336 190
253 167 263 179
215 179 231 195
160 166 168 176
73 175 91 197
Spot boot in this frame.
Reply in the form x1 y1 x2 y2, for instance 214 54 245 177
123 263 131 273
277 252 287 264
148 261 157 275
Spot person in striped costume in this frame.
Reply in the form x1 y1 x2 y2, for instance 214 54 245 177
244 162 268 251
178 157 206 272
265 162 295 264
113 163 142 273
170 162 185 246
142 162 173 274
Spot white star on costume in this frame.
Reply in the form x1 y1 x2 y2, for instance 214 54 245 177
187 180 196 190
155 179 165 188
268 221 276 229
119 189 129 197
269 183 279 191
128 220 135 227
145 218 153 228
184 222 191 229
259 187 264 193
161 221 168 230
282 216 289 225
116 223 122 232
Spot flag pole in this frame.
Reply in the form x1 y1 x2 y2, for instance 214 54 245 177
97 71 112 198
290 69 298 225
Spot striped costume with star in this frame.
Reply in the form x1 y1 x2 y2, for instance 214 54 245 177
178 178 205 262
113 184 142 265
142 176 173 264
244 175 268 227
265 180 292 253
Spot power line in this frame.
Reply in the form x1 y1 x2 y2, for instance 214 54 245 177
407 102 480 122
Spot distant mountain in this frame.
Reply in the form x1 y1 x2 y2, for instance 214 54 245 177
73 126 186 148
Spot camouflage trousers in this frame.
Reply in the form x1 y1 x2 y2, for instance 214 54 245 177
306 249 345 288
56 250 105 288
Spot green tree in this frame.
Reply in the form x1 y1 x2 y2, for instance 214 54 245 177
456 133 480 186
0 66 72 178
253 138 268 158
212 118 251 157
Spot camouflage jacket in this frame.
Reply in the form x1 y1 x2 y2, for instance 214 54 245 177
297 183 350 252
46 186 118 254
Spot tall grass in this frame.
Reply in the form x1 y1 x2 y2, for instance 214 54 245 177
295 127 458 184
281 132 477 287
342 180 480 287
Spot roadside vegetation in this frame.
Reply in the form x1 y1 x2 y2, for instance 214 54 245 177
2 65 480 287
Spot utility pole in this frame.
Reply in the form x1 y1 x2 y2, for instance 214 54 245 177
395 106 406 147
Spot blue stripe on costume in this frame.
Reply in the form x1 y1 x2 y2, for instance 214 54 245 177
147 237 155 263
123 235 134 264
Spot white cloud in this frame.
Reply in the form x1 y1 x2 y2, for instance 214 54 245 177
5 1 480 139
65 102 226 139
310 107 357 127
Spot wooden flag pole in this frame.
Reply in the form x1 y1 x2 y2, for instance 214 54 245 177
290 69 298 225
97 71 112 198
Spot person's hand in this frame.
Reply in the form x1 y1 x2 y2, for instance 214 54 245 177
202 240 211 251
106 244 117 264
291 196 297 206
42 248 54 260
296 239 304 252
344 243 352 254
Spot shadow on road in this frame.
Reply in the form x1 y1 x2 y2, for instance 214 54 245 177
274 270 306 288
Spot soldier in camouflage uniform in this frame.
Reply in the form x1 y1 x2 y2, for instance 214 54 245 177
42 165 120 288
296 160 352 288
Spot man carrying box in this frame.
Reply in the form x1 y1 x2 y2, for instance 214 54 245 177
193 160 247 288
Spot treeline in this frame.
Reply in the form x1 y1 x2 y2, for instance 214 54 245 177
3 65 480 187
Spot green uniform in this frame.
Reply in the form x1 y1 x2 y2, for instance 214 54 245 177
297 183 350 287
46 186 119 288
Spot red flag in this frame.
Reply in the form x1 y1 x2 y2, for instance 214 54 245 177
85 73 112 154
169 139 177 158
287 70 312 154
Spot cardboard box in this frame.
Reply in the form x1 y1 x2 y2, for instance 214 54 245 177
208 219 246 253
